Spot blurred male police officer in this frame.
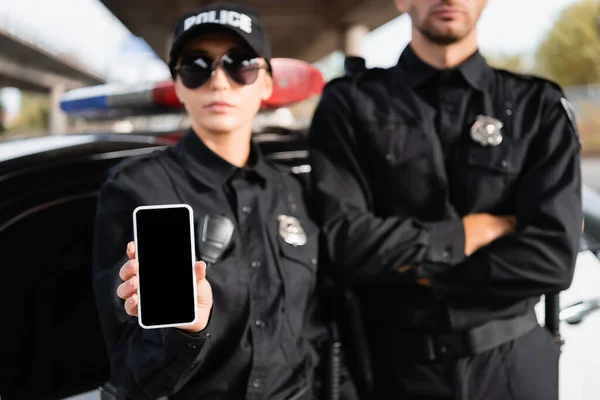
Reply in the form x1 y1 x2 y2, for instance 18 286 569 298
308 0 582 399
92 3 358 399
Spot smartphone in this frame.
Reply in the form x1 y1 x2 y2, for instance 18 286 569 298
132 204 198 329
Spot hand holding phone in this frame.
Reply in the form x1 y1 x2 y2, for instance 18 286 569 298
117 204 213 332
116 242 212 332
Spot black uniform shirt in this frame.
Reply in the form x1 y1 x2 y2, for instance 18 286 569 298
92 130 325 400
308 45 582 333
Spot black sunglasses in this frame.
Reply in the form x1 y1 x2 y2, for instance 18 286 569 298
173 51 268 89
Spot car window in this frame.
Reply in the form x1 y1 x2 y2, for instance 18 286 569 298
0 194 110 400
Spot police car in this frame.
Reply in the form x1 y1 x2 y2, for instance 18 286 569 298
552 185 600 400
0 61 597 400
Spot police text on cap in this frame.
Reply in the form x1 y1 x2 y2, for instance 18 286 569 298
184 10 252 34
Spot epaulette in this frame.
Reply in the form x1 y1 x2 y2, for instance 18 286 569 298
107 149 164 180
322 75 353 92
269 161 296 175
358 67 388 81
525 74 565 94
266 150 311 176
495 68 564 94
495 69 581 146
323 67 389 93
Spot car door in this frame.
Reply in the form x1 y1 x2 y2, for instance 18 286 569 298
556 185 600 400
0 135 170 400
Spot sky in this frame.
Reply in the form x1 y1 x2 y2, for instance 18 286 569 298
0 0 582 115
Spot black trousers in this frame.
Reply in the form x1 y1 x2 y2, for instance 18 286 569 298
371 325 561 400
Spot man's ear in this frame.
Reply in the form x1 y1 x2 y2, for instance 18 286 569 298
394 0 408 13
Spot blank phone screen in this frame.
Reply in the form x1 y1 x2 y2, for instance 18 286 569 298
135 207 196 327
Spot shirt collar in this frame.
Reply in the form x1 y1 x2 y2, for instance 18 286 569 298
175 129 275 189
395 44 493 91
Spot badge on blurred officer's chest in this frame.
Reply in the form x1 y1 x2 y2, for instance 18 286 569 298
278 215 307 246
470 115 503 147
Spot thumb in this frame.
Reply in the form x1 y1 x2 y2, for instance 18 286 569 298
195 261 207 281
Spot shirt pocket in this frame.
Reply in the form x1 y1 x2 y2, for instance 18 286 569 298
277 220 319 316
458 138 524 213
366 121 437 213
275 218 319 363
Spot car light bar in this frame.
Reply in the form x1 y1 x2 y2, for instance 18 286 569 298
60 58 325 119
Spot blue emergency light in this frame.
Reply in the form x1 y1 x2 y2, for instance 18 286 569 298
59 81 183 119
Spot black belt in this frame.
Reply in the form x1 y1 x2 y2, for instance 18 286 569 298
100 379 312 400
386 311 539 362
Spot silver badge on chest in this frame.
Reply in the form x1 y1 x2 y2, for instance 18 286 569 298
470 115 503 147
278 215 307 247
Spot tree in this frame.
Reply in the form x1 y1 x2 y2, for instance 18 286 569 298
6 92 49 137
535 0 600 87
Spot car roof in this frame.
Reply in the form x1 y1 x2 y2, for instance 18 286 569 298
0 132 180 174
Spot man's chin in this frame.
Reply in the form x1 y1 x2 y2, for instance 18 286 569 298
428 32 466 45
430 34 463 45
420 25 470 45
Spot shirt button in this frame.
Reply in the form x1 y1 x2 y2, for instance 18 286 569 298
250 378 261 388
241 206 252 214
255 319 263 327
311 258 318 265
251 260 261 268
441 250 450 259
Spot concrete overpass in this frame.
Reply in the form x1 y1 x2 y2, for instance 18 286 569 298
99 0 399 62
0 28 105 133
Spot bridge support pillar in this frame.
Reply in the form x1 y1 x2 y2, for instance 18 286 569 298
49 84 67 135
343 24 369 57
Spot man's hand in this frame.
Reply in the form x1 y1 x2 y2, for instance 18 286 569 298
116 241 213 333
395 265 430 286
463 214 516 257
395 214 515 285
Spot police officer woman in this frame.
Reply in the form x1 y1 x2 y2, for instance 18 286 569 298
92 3 358 399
